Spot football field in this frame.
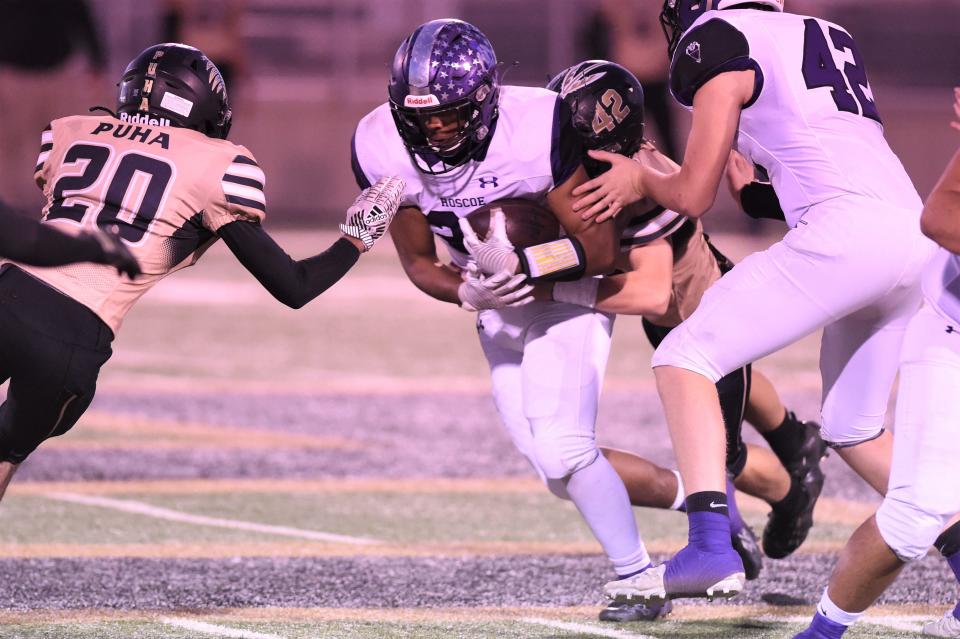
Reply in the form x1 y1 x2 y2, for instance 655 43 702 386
0 230 954 639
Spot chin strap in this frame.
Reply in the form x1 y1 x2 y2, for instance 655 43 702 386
89 106 119 118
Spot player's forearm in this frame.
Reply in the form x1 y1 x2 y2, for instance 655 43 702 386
593 271 671 316
400 257 463 305
921 149 960 254
642 166 716 219
0 208 103 266
219 220 360 309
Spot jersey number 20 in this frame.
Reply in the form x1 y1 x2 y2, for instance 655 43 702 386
47 143 174 244
801 19 881 123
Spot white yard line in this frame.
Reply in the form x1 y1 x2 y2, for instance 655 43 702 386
44 492 380 545
521 617 659 639
162 618 288 639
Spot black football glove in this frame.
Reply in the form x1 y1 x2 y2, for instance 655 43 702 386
88 227 142 278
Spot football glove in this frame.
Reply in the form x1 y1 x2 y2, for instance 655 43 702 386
457 263 534 312
459 208 520 275
341 176 406 251
87 226 141 278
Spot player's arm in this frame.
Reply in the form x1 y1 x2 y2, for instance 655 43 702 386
547 238 673 315
0 200 140 276
217 172 403 309
390 206 463 304
545 165 618 276
921 147 960 254
726 150 786 221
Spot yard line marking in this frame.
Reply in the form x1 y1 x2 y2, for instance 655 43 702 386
44 492 380 545
162 618 287 639
522 617 659 639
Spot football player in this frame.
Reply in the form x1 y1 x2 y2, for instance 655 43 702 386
0 43 403 501
794 90 960 639
351 19 662 620
465 60 828 619
0 198 139 276
570 0 934 607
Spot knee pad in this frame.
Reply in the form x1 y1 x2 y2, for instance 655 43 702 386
531 429 599 480
819 425 884 449
876 495 949 561
650 321 724 382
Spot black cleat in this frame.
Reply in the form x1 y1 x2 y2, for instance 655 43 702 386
782 417 829 477
731 523 763 580
762 460 825 559
599 598 672 623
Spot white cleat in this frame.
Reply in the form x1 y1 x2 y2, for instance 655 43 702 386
703 573 746 601
924 611 960 637
603 564 668 605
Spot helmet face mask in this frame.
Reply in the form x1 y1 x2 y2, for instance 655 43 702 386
547 60 646 179
388 19 500 175
116 43 232 139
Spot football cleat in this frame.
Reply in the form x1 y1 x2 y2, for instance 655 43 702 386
731 522 763 580
763 454 825 559
782 416 829 478
663 544 746 601
924 611 960 637
605 564 668 604
598 598 672 623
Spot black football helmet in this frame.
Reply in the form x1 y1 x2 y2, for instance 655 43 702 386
117 43 232 139
388 19 501 174
546 60 645 178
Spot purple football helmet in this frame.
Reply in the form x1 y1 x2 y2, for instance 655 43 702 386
388 19 500 174
660 0 783 58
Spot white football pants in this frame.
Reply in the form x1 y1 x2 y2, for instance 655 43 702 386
876 303 960 561
653 197 934 446
478 300 650 575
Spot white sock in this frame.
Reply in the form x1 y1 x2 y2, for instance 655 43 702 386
670 469 685 511
817 588 864 626
564 453 650 576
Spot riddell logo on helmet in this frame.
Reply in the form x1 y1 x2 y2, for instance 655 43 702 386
120 112 171 127
404 94 440 107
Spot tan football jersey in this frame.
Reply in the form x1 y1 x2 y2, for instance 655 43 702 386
12 114 266 334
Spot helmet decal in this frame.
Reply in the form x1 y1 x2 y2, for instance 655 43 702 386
555 62 608 100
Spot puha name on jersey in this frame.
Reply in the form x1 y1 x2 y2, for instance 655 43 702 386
90 122 170 149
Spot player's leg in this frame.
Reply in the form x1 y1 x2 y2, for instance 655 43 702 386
601 447 683 509
796 304 960 638
927 516 960 637
747 369 828 478
520 307 651 575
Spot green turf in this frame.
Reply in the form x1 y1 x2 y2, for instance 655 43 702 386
0 491 856 549
0 616 929 639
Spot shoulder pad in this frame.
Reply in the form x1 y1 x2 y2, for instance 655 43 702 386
670 18 761 107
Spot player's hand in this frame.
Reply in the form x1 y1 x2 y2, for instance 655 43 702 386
458 208 519 275
725 150 755 202
341 176 406 251
952 87 960 132
571 150 645 222
457 263 533 311
89 227 141 279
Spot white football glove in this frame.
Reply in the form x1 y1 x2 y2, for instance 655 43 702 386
459 208 520 275
457 263 534 312
341 176 406 251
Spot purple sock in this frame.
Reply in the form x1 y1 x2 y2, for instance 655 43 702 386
726 478 745 534
809 611 848 638
953 599 960 622
947 550 960 582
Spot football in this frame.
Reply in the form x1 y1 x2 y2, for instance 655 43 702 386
464 198 561 249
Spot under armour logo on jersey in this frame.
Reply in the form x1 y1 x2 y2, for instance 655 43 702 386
686 41 702 63
947 325 957 335
478 176 499 188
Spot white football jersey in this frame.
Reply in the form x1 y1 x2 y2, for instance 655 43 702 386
670 9 921 227
922 247 960 325
351 85 581 268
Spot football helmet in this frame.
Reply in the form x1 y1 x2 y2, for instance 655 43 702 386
660 0 784 58
117 43 232 139
546 60 645 178
388 19 500 174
